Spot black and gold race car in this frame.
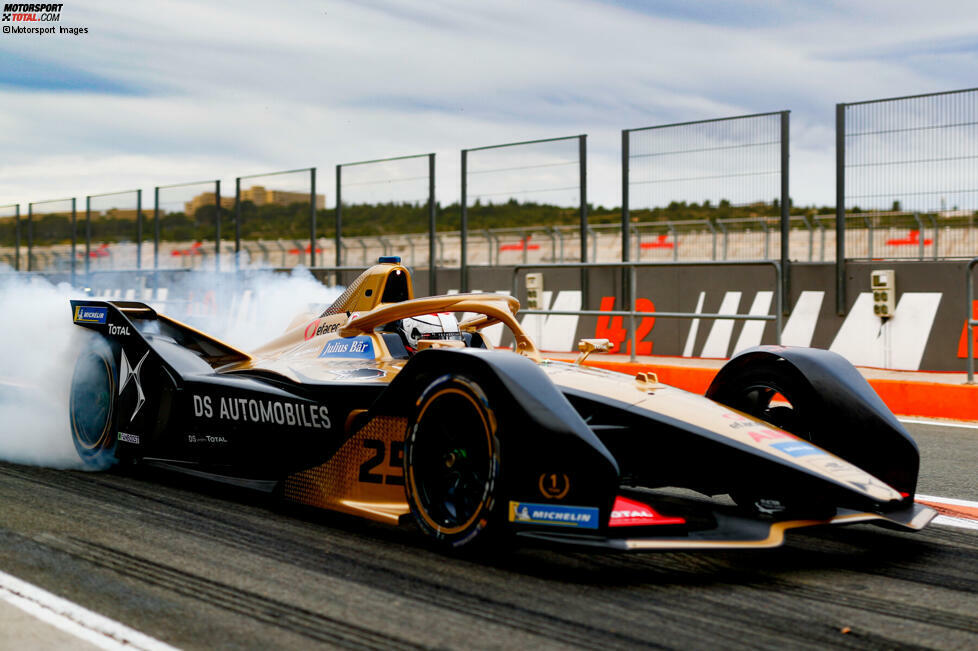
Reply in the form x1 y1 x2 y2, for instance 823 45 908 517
68 257 935 551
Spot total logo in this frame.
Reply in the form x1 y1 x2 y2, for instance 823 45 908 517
108 324 130 336
608 496 685 527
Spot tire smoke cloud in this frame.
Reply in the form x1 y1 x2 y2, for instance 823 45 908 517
0 266 342 469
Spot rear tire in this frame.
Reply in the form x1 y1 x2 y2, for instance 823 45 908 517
403 375 502 549
69 336 119 470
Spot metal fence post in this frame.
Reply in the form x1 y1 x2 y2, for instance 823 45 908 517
136 189 143 270
428 153 436 296
802 215 813 261
669 222 678 262
835 103 847 315
234 177 242 270
153 187 160 270
780 110 790 313
84 195 91 277
214 180 221 271
761 219 770 260
579 135 589 309
310 167 317 268
335 164 342 268
819 219 826 261
621 129 630 264
913 212 924 261
865 215 873 260
968 257 978 383
460 149 468 293
14 205 20 271
707 219 717 261
629 264 637 363
26 203 32 272
70 198 76 286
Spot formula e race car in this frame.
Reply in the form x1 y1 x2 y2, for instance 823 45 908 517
68 257 935 551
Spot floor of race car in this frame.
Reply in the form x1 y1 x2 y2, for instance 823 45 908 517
0 422 976 649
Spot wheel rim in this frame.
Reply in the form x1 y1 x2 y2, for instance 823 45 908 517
410 387 493 535
731 382 802 436
70 350 114 451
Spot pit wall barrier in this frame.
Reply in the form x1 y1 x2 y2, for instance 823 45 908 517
8 258 974 374
441 260 972 373
568 355 978 421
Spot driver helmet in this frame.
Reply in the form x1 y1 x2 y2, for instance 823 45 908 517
395 313 463 352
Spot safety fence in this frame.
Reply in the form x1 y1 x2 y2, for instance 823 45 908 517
85 189 142 274
2 88 977 294
837 87 978 310
11 213 965 276
461 135 586 292
0 204 19 271
336 154 435 294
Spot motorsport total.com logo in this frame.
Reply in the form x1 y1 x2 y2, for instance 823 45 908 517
2 3 62 21
2 3 87 35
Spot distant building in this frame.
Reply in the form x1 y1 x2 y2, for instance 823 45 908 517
184 186 325 214
94 208 141 221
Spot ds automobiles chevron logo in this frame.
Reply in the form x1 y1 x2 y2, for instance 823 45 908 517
119 348 148 422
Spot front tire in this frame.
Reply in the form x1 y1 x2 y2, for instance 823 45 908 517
707 358 814 440
403 375 501 549
69 336 119 470
707 358 826 516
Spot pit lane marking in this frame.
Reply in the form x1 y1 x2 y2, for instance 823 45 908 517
0 569 177 650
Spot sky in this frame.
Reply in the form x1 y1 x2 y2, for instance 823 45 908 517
1 0 977 212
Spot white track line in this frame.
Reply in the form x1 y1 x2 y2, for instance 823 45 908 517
898 418 978 430
932 515 978 531
916 494 978 531
0 570 177 651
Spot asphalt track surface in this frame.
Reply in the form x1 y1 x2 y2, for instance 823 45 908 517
0 422 976 650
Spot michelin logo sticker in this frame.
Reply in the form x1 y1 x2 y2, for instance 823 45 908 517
319 336 375 359
508 501 599 529
74 305 107 324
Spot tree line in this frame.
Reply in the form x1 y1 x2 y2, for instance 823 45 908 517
1 198 844 247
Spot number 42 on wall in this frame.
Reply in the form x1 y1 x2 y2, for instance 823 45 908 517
594 296 655 355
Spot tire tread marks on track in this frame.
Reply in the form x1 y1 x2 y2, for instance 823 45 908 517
5 466 648 650
5 464 978 649
37 534 421 651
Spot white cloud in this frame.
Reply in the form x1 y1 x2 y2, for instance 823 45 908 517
0 0 977 209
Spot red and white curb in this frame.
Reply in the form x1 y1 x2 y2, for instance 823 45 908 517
916 494 978 531
0 570 177 650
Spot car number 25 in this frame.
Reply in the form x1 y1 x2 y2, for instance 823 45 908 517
358 439 405 485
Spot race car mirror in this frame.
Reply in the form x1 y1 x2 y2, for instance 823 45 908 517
575 338 611 365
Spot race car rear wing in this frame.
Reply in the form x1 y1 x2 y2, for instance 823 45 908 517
70 299 251 369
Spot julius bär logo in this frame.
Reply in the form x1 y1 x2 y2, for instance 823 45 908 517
2 3 63 21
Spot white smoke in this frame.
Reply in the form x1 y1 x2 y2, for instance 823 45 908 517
0 266 343 469
172 267 343 351
0 272 89 468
